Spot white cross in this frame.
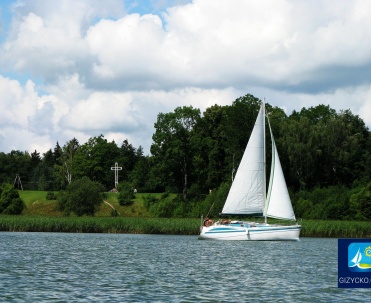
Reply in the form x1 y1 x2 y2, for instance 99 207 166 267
111 162 122 188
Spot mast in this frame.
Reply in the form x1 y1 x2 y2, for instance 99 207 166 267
263 100 267 224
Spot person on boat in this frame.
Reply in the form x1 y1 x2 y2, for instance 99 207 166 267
203 217 214 227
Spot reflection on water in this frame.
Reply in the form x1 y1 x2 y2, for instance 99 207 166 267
0 233 368 302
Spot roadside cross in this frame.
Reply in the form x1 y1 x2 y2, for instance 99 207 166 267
110 162 122 188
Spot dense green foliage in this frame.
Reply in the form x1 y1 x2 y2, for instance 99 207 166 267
0 183 25 215
1 93 370 221
57 177 105 216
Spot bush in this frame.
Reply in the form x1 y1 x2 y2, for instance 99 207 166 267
151 197 177 218
117 182 135 206
111 209 119 217
0 183 25 215
197 182 230 218
292 185 351 220
57 177 105 216
143 195 158 210
350 182 371 220
46 192 57 200
2 198 25 215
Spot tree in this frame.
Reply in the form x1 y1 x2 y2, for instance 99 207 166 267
57 177 105 216
281 105 370 190
30 150 41 169
129 155 151 192
193 104 227 192
53 142 63 164
151 106 201 200
280 116 315 189
6 151 32 189
120 139 137 178
73 135 120 189
53 138 80 189
0 183 25 215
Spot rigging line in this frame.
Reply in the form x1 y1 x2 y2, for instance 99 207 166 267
206 201 215 218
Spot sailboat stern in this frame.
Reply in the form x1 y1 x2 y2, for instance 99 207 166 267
247 224 301 241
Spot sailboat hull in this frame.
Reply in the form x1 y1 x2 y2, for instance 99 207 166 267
198 224 301 241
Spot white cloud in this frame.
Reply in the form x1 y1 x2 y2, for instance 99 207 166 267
57 87 240 152
60 92 141 132
0 0 124 81
0 76 36 128
0 76 56 152
1 0 371 155
3 0 371 91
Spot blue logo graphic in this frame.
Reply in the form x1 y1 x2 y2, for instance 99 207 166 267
348 243 371 272
339 239 371 288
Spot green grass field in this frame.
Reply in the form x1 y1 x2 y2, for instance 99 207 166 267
18 190 154 217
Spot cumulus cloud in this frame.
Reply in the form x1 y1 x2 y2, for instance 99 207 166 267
0 76 36 128
0 0 124 82
60 92 141 132
0 76 54 152
0 0 370 154
4 0 371 91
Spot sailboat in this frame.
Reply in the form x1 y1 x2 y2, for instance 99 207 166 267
198 101 301 241
349 248 362 267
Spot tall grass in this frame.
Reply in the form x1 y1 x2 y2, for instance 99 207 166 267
0 216 370 237
0 216 200 235
300 219 371 238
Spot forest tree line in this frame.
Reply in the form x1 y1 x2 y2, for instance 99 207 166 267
1 94 370 220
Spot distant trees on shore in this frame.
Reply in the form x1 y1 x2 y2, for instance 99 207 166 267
1 94 370 220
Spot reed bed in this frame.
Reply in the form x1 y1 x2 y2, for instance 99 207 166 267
0 216 200 235
0 216 370 238
300 219 371 238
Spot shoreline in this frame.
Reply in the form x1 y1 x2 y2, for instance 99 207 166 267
0 216 370 238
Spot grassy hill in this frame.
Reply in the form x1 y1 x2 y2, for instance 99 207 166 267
18 190 167 217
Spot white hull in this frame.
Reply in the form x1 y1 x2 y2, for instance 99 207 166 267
198 223 301 241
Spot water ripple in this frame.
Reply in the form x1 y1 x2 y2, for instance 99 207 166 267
0 233 369 302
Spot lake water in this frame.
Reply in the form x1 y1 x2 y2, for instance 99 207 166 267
0 233 369 302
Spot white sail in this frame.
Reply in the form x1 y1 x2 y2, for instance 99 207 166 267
221 105 265 215
265 119 296 221
351 248 362 265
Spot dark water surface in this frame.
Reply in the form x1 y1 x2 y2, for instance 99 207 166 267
0 232 369 302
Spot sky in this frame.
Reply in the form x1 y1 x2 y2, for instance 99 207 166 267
1 0 371 156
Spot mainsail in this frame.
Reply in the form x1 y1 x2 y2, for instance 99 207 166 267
221 104 265 215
